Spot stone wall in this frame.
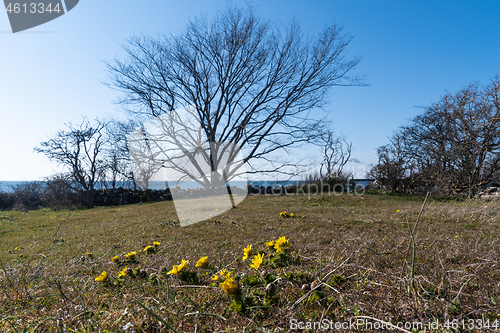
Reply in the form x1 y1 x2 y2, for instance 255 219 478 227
92 185 293 206
93 188 172 206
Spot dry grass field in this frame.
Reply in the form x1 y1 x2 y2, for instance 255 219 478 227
1 192 499 332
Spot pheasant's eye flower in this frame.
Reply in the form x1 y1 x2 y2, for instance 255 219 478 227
216 268 232 279
167 266 180 275
250 253 264 270
265 240 275 249
167 259 189 275
178 259 189 271
144 245 154 254
211 274 219 281
195 256 208 268
118 267 128 278
220 277 240 295
112 255 119 262
95 271 108 282
275 236 291 248
396 210 400 213
126 251 137 259
86 253 93 257
290 213 294 217
274 236 291 252
153 241 160 247
242 245 252 261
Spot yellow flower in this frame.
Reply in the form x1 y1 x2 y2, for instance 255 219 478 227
86 253 93 257
290 213 294 217
126 251 137 259
274 236 291 252
196 256 208 268
167 259 189 275
250 253 264 270
178 259 189 271
144 245 154 254
112 255 119 262
167 267 179 275
118 267 128 277
212 268 232 280
220 277 240 295
153 241 160 247
265 240 275 249
242 244 252 261
95 271 108 282
396 210 400 213
221 268 232 279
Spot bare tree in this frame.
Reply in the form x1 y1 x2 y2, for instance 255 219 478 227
105 5 363 187
319 131 353 182
370 128 414 193
409 78 500 196
34 119 107 208
373 76 500 196
104 119 142 189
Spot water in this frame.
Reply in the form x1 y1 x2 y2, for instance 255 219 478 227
0 180 306 193
0 181 32 192
0 179 371 193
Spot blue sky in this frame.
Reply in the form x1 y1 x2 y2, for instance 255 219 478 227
1 0 499 181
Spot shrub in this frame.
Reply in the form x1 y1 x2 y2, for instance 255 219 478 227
0 190 14 210
11 181 45 211
42 174 84 210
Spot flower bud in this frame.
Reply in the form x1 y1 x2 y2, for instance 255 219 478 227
266 283 276 295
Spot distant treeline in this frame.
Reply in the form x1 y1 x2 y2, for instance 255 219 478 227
369 77 500 197
0 175 365 211
0 176 174 211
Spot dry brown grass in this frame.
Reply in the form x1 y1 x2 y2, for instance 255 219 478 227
0 193 499 332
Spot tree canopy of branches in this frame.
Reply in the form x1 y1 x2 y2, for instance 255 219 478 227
371 77 500 197
106 5 362 187
103 119 142 189
319 131 353 182
34 119 107 208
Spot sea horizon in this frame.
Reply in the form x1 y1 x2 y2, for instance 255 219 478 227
0 179 310 193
